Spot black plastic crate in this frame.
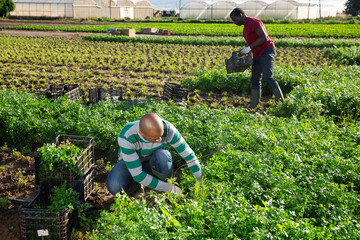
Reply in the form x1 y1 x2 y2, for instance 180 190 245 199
19 180 84 240
83 168 94 201
88 87 123 104
163 82 188 101
225 51 252 73
35 84 81 101
35 135 95 184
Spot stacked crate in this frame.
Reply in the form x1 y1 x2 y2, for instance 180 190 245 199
140 28 157 34
163 82 189 101
88 87 123 104
158 29 171 35
19 180 84 240
35 84 81 101
22 135 95 240
110 28 136 37
35 135 95 200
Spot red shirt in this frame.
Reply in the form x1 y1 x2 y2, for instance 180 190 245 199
243 17 274 59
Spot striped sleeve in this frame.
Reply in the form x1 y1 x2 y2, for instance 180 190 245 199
118 125 170 192
166 122 202 177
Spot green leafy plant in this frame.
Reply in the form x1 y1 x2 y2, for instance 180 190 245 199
323 46 360 65
0 197 9 209
48 181 79 213
36 141 84 180
105 161 112 173
15 171 27 189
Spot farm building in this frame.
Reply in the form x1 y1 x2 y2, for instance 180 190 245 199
10 0 153 19
180 0 337 20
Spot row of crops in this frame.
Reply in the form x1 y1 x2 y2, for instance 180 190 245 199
1 35 359 101
3 22 360 38
83 35 360 48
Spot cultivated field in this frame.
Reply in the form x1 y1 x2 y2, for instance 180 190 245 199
0 19 359 239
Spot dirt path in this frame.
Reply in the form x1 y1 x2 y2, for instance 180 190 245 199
0 28 101 38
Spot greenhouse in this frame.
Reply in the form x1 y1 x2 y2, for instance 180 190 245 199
180 1 210 19
10 0 153 19
180 0 337 20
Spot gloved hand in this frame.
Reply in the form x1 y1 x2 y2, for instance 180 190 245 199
169 185 182 196
194 171 202 185
196 176 202 185
239 46 251 54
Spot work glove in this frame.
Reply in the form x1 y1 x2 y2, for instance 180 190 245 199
193 171 202 185
239 46 251 54
169 185 182 196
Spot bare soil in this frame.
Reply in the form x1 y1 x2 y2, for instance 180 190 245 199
0 28 100 38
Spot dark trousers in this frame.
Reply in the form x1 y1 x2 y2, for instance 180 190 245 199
251 46 280 90
106 149 173 195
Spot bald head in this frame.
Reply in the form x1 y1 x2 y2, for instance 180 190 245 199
139 113 163 142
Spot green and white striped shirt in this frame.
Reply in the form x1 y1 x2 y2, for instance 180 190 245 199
118 119 202 192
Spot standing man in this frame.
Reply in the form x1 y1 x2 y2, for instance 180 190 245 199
107 113 202 196
230 8 284 108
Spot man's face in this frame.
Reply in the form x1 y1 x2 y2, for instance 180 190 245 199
140 129 163 143
231 15 245 26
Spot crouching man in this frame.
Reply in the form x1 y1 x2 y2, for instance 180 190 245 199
107 113 202 196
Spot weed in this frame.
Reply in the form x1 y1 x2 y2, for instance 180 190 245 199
105 162 112 173
23 156 32 165
12 149 22 160
96 158 104 165
1 143 9 152
15 171 28 189
0 197 9 209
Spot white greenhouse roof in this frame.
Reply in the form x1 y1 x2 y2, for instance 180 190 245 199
239 0 268 7
13 0 152 6
182 1 209 10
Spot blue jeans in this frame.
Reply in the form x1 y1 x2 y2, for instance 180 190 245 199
107 148 173 195
251 46 280 90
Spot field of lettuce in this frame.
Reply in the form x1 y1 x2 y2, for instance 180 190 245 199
0 21 359 239
4 22 360 38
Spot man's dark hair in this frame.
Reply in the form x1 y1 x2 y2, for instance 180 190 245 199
230 8 245 18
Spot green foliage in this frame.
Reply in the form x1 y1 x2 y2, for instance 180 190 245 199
181 66 312 97
0 197 9 209
0 90 56 150
323 46 360 65
83 34 360 48
47 181 91 223
270 66 360 122
0 0 15 17
181 65 360 122
16 173 27 189
48 181 79 213
0 91 359 238
181 68 252 94
90 135 360 238
36 141 84 180
4 23 360 38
